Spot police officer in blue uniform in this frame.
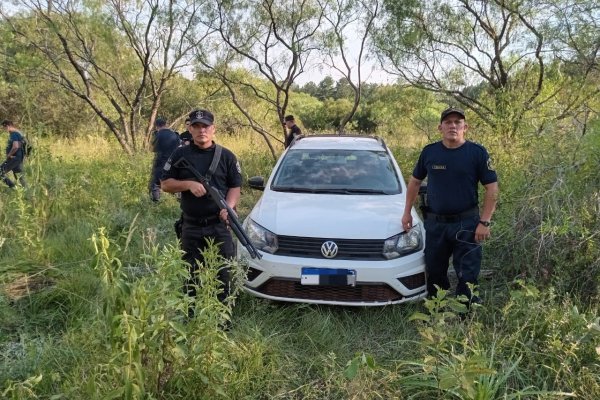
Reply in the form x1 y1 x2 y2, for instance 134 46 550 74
161 109 242 311
1 119 27 188
402 107 499 305
149 117 180 201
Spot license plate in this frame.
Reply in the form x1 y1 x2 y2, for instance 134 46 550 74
301 267 357 286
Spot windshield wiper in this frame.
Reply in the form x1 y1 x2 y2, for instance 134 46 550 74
271 186 391 195
342 188 390 194
271 186 320 193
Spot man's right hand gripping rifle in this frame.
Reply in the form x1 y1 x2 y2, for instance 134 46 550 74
173 157 262 260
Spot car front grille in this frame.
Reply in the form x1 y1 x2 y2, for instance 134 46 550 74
275 235 385 260
253 279 404 303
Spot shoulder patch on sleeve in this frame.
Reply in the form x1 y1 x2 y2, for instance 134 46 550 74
236 161 241 174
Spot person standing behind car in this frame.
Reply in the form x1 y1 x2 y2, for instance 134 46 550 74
283 115 302 148
179 117 193 146
1 119 27 188
149 117 180 202
160 109 242 313
401 107 498 306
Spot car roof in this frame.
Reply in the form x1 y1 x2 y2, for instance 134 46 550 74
290 135 387 151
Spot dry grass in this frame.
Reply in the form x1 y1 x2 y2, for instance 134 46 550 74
2 274 54 303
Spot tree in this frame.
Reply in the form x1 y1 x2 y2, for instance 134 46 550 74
544 0 600 125
1 0 206 154
548 0 600 77
318 0 380 133
317 76 336 100
375 0 559 139
195 0 324 158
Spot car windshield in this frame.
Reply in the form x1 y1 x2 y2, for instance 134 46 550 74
271 149 401 194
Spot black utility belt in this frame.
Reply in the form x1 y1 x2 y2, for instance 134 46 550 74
425 207 479 223
183 214 221 227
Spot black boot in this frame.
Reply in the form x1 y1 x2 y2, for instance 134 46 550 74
2 176 15 188
150 188 161 202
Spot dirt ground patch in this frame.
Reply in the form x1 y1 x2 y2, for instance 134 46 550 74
2 274 55 302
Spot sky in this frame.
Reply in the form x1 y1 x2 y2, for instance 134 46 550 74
295 57 398 86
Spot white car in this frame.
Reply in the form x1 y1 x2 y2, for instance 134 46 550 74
238 135 427 306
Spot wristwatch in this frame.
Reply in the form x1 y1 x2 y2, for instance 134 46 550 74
479 220 491 227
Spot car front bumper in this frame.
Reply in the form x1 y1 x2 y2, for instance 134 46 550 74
237 244 427 306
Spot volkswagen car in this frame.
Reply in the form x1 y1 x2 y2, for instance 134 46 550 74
237 135 427 306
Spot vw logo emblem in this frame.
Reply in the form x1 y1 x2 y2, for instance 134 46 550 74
321 241 338 258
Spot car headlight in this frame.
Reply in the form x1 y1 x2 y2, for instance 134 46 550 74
246 219 278 254
382 224 423 259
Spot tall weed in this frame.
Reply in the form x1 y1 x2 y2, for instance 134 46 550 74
89 229 243 399
484 122 600 303
394 287 580 399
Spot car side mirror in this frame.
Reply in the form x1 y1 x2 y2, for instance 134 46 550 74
248 176 265 191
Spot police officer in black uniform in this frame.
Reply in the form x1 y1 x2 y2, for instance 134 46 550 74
149 117 180 202
160 109 242 310
402 107 499 305
179 117 193 146
283 114 302 148
1 119 27 188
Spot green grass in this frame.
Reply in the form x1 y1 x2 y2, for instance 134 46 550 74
1 132 599 399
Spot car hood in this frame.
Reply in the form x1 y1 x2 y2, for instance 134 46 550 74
249 191 411 239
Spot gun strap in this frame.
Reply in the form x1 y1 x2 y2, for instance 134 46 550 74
206 144 222 181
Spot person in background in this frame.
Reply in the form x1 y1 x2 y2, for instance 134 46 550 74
179 117 193 146
401 107 498 306
283 114 302 148
149 117 180 202
172 117 193 235
1 119 27 188
160 109 242 317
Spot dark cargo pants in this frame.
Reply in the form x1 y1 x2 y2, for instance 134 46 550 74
180 217 236 304
423 214 482 300
1 157 26 188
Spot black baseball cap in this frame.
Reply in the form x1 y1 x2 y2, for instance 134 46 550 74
188 109 214 126
440 107 465 122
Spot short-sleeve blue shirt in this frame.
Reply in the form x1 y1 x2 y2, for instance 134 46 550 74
413 140 497 215
5 130 25 160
